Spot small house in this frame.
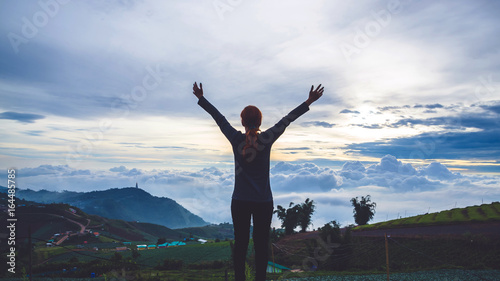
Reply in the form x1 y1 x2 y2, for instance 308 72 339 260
137 245 147 251
147 245 156 250
267 262 290 273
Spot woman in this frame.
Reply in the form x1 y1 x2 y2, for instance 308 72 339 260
192 82 324 281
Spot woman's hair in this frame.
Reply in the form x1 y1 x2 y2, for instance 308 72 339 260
240 105 262 157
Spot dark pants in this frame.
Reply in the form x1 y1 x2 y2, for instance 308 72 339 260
231 199 274 281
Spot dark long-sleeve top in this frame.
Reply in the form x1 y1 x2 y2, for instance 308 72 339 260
198 96 310 202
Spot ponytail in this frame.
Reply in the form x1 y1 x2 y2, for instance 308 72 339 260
240 105 262 158
243 127 260 157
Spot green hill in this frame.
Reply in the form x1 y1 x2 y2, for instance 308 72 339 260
355 202 500 231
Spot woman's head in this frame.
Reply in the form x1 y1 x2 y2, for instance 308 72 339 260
240 105 262 130
240 105 262 158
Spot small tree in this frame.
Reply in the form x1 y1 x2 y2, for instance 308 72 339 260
351 195 376 225
298 198 315 232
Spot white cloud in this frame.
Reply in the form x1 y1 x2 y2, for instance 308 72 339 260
418 162 460 180
271 162 343 192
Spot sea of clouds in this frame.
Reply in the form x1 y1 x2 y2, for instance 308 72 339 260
14 155 500 229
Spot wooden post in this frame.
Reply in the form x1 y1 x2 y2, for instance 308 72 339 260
29 226 33 281
271 242 275 273
385 233 389 281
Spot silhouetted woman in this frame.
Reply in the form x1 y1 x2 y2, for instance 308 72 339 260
192 82 324 281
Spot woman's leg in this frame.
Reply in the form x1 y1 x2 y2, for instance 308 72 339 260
252 201 274 281
231 199 252 281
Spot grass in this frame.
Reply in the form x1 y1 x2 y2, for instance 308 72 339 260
355 202 500 231
134 241 232 266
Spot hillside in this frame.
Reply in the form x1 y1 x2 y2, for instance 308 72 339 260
0 192 184 243
177 222 236 240
6 186 209 229
355 202 500 231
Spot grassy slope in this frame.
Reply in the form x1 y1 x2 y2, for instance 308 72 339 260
355 202 500 231
4 201 184 244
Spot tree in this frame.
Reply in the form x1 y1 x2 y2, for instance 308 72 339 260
274 198 316 235
132 249 140 259
111 252 122 263
274 202 300 235
319 220 342 243
351 195 376 225
298 198 315 232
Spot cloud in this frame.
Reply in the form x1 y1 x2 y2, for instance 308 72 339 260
418 162 460 180
414 103 444 109
340 109 360 114
0 111 45 123
346 129 500 162
378 105 411 112
367 155 416 175
343 101 500 164
22 130 44 136
339 160 366 180
110 166 127 173
478 100 500 114
301 121 335 128
270 162 343 192
351 124 383 129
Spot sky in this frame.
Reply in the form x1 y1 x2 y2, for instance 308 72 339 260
1 0 499 228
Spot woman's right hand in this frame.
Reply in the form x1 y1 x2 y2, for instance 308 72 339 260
193 82 203 99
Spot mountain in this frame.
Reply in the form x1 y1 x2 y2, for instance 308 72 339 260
0 192 184 243
7 187 209 229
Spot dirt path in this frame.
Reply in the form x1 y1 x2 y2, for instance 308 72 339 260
51 214 87 245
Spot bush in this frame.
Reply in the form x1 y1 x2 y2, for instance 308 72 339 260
156 258 183 270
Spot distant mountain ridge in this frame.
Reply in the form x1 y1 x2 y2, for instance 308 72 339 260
9 187 209 229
